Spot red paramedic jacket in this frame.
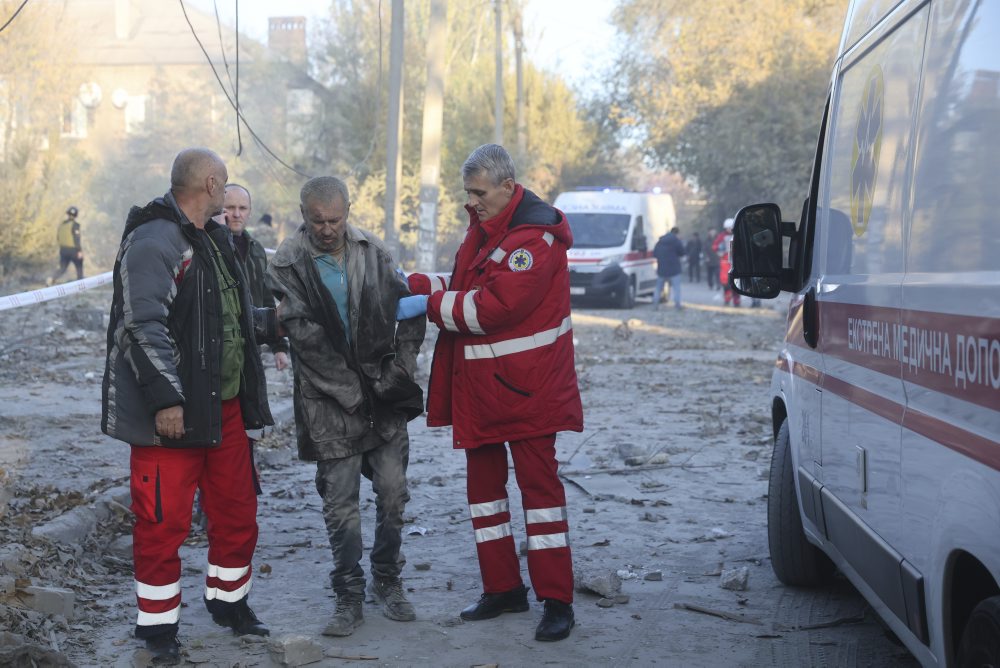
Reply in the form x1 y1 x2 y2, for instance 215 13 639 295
409 185 584 449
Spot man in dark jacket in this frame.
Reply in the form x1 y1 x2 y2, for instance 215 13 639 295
224 183 289 371
405 144 583 643
267 176 425 638
101 148 278 664
653 226 686 310
686 232 702 283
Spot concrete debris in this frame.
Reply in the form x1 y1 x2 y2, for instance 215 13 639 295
414 563 432 571
720 566 750 591
268 634 325 666
18 585 76 620
614 594 630 604
0 543 29 575
597 597 615 608
31 503 109 548
643 570 663 581
575 570 622 598
106 535 132 561
0 630 75 667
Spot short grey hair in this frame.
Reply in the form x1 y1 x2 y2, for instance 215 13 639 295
462 144 515 185
300 176 351 208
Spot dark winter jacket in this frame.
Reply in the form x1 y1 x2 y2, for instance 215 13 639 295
232 229 289 355
101 193 277 447
267 224 425 462
653 231 685 278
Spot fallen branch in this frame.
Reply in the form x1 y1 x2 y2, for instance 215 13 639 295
673 602 764 625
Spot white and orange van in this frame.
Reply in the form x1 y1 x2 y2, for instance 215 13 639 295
730 0 1000 665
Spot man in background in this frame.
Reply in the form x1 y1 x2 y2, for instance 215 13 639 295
48 206 83 284
653 226 686 310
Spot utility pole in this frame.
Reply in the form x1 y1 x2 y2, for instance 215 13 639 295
512 0 526 162
417 0 446 272
384 0 405 260
493 0 504 145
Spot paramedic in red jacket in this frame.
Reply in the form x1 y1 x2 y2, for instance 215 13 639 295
405 144 583 642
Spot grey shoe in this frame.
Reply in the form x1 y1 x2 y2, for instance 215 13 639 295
322 595 364 637
372 577 416 621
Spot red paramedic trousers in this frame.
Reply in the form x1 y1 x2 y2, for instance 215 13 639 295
130 398 258 638
466 434 574 603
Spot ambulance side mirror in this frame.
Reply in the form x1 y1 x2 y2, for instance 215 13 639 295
729 203 784 299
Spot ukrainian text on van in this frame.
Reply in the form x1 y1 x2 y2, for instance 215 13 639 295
729 0 1000 665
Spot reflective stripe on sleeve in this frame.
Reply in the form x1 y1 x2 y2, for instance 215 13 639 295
441 291 460 332
464 316 573 359
474 522 513 544
527 532 569 550
470 498 510 519
428 273 449 292
205 579 253 602
463 291 484 335
525 506 567 524
207 563 250 582
135 580 181 601
137 605 181 626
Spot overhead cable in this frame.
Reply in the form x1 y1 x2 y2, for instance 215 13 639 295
178 0 311 178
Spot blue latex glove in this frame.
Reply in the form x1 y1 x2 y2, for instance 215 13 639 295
396 294 429 320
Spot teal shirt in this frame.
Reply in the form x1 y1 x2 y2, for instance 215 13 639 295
314 253 351 344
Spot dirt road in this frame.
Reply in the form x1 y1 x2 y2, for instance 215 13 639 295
0 281 918 667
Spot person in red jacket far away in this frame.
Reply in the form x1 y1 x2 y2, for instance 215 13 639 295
403 144 584 642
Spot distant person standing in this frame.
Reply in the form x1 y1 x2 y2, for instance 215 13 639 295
48 206 83 284
653 226 686 310
713 218 741 307
705 228 720 290
686 232 702 283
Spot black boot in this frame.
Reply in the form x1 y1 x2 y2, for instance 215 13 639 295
460 584 530 621
210 600 270 636
535 599 574 641
145 632 181 665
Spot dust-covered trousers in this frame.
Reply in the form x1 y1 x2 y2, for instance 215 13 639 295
466 434 574 603
130 398 258 639
314 425 410 597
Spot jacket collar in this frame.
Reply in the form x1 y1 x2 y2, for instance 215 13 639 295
465 184 526 242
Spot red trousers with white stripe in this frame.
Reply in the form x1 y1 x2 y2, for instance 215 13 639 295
130 398 258 638
466 434 573 603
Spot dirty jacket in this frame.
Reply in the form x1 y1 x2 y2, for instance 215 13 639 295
267 224 425 461
653 231 685 278
101 193 277 447
233 229 289 355
407 185 584 448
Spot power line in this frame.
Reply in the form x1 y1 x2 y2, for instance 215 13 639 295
0 0 29 34
211 0 242 154
178 0 311 178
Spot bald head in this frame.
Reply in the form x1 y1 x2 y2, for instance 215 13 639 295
169 148 228 227
171 148 226 192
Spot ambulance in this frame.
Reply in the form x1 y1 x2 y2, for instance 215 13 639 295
553 189 675 308
729 1 1000 665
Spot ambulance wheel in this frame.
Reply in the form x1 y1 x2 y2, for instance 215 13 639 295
768 419 835 586
617 278 636 309
957 596 1000 668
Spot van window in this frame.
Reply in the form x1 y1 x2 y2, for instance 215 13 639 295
632 216 647 252
907 2 1000 273
564 213 631 248
818 7 927 277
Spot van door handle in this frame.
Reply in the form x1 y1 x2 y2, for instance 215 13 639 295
803 287 819 348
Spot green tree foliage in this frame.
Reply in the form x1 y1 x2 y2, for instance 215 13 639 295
0 1 83 278
315 0 615 268
608 0 845 225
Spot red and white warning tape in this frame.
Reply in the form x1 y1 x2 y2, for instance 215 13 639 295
0 272 114 312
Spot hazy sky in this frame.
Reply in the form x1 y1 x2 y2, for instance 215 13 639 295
188 0 619 90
